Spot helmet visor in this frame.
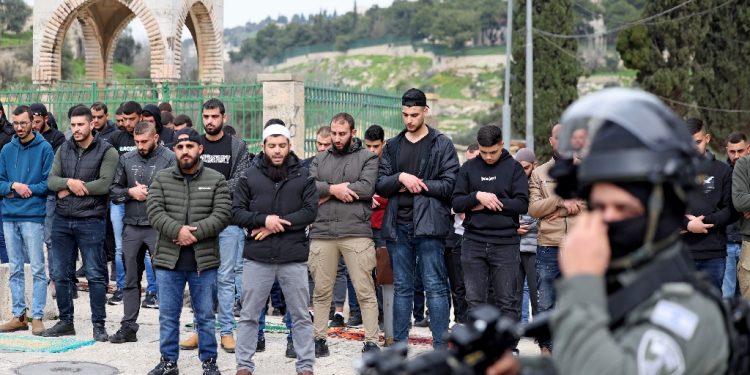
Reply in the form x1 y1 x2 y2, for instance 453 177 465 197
557 88 684 161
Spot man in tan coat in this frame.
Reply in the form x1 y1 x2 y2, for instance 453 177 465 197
527 123 584 354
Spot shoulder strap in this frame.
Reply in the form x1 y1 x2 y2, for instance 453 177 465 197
606 248 694 328
523 248 696 343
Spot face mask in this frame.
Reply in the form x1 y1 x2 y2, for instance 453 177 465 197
607 215 648 261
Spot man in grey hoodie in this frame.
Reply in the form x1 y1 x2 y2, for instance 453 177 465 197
515 148 539 324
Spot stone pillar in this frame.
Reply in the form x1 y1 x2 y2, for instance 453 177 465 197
258 74 306 154
426 93 439 128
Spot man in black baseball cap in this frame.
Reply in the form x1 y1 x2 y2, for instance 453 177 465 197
30 103 65 151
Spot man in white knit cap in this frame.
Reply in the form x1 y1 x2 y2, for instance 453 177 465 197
233 119 317 375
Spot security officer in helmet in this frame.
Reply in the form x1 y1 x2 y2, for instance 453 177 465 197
486 88 729 375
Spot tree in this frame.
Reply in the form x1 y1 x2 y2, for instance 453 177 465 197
616 0 709 115
691 0 750 148
430 7 479 49
509 0 580 160
601 0 644 44
0 0 31 35
113 28 142 65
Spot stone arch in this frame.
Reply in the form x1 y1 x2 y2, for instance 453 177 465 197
34 0 166 84
103 12 137 81
175 0 224 82
75 8 105 82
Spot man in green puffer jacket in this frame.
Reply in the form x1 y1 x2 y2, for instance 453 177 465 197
146 128 231 375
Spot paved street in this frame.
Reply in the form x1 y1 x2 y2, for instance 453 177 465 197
0 287 540 374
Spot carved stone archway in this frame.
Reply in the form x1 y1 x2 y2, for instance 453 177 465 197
33 0 224 84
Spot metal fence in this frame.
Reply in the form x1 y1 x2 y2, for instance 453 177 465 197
0 81 264 152
304 83 403 157
0 80 406 156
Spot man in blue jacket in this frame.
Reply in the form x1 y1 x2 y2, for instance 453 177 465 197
0 105 54 335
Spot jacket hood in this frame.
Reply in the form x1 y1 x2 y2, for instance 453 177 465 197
257 151 302 178
142 104 163 133
479 148 512 166
11 132 46 148
395 125 442 145
0 116 13 135
327 137 364 155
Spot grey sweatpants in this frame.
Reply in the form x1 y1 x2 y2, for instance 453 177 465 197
236 260 314 373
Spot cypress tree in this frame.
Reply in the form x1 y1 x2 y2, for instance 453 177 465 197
509 0 580 161
616 0 708 116
691 0 750 147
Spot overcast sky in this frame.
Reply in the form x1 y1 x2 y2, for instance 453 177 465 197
28 0 396 41
225 0 395 28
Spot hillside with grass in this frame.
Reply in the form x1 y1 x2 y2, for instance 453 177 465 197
274 50 633 140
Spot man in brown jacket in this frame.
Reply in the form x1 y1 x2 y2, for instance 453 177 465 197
527 123 584 354
309 112 380 357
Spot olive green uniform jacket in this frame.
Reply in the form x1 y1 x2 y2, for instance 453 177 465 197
550 244 729 375
147 161 232 271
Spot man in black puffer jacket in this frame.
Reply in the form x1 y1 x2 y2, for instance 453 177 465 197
232 120 317 375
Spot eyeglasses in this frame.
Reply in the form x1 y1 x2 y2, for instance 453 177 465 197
12 121 30 127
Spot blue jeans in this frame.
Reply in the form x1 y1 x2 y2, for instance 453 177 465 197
218 225 244 336
157 267 217 362
50 215 107 324
536 246 560 349
723 242 741 298
258 301 293 341
45 197 76 283
144 249 157 294
0 210 7 263
413 258 425 321
44 196 55 250
110 203 125 290
695 257 726 291
270 280 286 310
4 221 46 319
521 280 530 324
388 223 450 348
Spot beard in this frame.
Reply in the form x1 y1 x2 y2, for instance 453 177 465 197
179 155 198 171
332 137 352 155
138 144 156 156
264 152 290 182
205 122 224 136
407 120 425 133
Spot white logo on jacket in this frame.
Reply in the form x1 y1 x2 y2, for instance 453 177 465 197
480 176 497 182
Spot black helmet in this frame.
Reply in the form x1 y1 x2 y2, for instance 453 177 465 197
555 88 699 193
552 88 702 268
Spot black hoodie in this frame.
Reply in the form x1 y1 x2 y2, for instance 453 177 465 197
143 104 175 146
0 114 14 151
683 151 738 259
452 148 529 244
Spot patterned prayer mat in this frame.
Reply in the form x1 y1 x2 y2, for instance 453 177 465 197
0 333 95 353
184 321 434 346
